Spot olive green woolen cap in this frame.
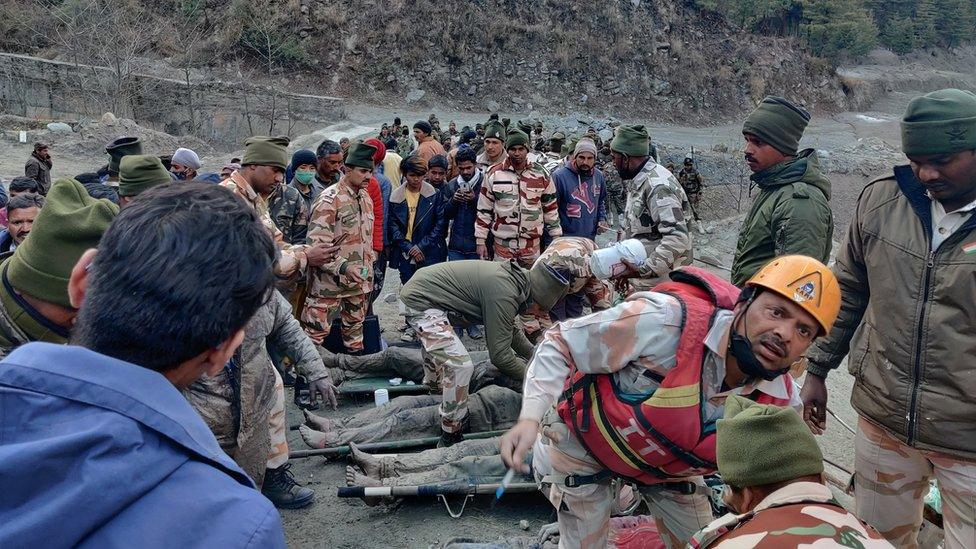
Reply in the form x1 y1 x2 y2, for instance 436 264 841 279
118 155 171 198
484 121 506 142
344 142 378 170
242 136 290 169
901 88 976 156
505 128 530 149
610 125 650 157
7 178 119 308
716 395 823 488
742 96 810 156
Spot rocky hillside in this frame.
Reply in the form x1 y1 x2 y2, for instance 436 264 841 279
1 0 850 122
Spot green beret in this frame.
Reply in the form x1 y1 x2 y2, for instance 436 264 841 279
345 142 378 170
610 125 650 157
7 178 118 307
742 96 810 156
717 395 823 488
901 88 976 156
484 121 506 142
505 129 530 150
105 137 143 173
118 155 171 198
552 131 566 140
242 136 290 169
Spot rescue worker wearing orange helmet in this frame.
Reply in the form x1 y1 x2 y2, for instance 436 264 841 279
501 255 841 548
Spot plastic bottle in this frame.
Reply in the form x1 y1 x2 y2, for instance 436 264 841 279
373 388 390 407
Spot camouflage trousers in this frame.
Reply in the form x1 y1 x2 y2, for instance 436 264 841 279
541 409 713 549
855 417 976 549
403 306 475 434
302 293 368 352
267 367 289 469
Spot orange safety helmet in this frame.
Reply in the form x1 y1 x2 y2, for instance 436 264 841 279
745 255 841 336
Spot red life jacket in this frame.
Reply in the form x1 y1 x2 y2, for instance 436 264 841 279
556 267 795 484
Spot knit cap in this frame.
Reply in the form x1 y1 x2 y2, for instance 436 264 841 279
484 121 506 142
901 88 976 156
505 129 530 150
610 125 650 157
742 96 810 156
574 138 598 156
717 395 824 488
242 136 290 169
118 155 171 198
171 147 202 170
6 178 118 307
413 120 433 135
290 149 318 170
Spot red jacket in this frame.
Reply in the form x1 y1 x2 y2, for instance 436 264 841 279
367 177 383 252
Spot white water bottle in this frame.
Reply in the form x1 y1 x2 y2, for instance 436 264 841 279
590 239 647 279
374 389 390 407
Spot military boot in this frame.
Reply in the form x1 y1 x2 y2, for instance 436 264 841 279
262 464 314 509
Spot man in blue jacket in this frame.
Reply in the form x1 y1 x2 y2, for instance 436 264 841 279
388 154 447 285
0 183 286 547
442 145 483 261
551 138 608 240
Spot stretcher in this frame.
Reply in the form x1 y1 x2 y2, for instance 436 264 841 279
338 480 538 518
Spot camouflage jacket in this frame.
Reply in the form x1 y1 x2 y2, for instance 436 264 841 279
306 177 375 299
536 237 611 309
396 136 414 157
475 158 562 254
623 160 693 279
678 167 703 195
476 150 506 173
690 482 892 548
222 172 308 278
268 183 310 245
185 290 327 486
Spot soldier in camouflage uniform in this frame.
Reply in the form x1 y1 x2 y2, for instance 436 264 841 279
601 160 627 229
399 259 569 447
609 125 693 292
689 396 892 548
677 156 704 208
268 181 309 245
521 236 613 338
475 128 562 268
303 143 377 353
396 127 414 157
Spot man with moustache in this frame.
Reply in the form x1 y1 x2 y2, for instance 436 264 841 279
730 96 832 286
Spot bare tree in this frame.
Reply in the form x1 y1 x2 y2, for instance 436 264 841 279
168 0 218 136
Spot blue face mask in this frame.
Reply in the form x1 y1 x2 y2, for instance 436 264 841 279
171 169 191 181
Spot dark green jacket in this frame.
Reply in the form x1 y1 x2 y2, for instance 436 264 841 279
400 260 535 380
807 167 976 459
0 258 68 358
731 149 833 286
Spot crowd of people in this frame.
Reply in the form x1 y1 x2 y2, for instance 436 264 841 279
1 87 975 549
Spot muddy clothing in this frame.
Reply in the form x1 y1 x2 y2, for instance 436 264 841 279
303 177 374 350
223 171 308 278
268 183 309 245
25 152 52 194
306 386 520 447
0 259 68 358
807 167 976 460
476 158 562 263
400 260 535 381
185 291 326 486
623 160 693 291
677 166 703 204
377 438 505 487
691 482 891 548
730 149 832 286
